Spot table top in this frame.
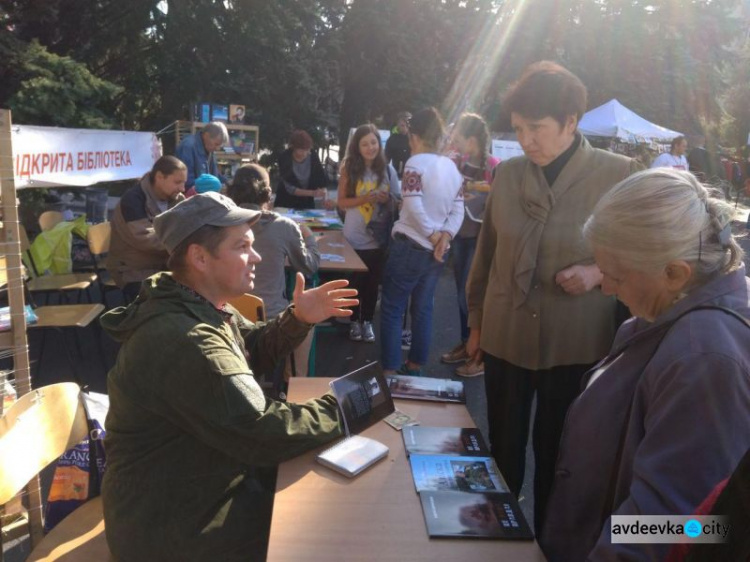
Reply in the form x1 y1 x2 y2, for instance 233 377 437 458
275 208 343 231
316 231 367 273
32 304 105 329
267 378 546 562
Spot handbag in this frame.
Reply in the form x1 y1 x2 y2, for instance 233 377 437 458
365 166 397 248
43 389 108 532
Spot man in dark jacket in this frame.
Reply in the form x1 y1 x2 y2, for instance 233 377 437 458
101 192 358 562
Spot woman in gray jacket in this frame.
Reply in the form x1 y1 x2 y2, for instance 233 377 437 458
228 164 320 377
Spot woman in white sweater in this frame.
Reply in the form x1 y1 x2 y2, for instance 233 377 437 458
380 107 464 375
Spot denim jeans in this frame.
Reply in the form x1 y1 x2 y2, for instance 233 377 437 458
452 236 477 342
380 236 445 369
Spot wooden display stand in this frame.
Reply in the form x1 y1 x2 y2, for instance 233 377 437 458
0 108 42 558
174 120 260 179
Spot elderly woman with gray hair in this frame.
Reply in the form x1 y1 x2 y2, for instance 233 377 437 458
541 168 750 561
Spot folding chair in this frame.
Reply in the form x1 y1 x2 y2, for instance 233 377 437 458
85 222 122 307
227 293 265 322
37 210 64 232
226 294 291 398
0 382 113 561
20 227 97 305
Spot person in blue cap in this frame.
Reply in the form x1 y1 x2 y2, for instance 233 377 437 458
185 173 222 198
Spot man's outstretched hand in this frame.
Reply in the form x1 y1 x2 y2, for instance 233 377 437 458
292 272 359 324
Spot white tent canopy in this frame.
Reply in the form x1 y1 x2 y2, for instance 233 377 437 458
491 139 523 161
578 99 682 144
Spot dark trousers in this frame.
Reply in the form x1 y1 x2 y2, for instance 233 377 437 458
484 353 592 532
351 248 385 322
452 236 477 342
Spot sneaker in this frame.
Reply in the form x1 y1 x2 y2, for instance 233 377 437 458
441 342 468 364
396 362 422 377
349 322 362 341
401 329 412 350
361 321 375 343
455 361 485 378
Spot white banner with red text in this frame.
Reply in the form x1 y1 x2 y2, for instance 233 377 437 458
11 125 161 188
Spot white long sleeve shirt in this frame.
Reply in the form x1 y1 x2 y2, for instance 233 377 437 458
650 152 688 170
392 153 464 250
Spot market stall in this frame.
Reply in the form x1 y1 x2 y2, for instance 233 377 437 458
1 113 159 551
578 99 683 144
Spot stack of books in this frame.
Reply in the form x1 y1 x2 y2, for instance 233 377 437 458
403 426 533 540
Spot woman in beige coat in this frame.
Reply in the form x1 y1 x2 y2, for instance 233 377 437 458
465 61 642 532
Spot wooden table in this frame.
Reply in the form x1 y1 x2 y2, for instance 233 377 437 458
267 379 547 562
317 231 367 273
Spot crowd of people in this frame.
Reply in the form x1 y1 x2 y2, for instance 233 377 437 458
98 60 750 562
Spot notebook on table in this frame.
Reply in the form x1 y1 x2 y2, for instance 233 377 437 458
316 361 395 477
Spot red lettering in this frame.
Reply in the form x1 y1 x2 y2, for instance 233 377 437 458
41 153 50 172
123 151 131 166
18 154 31 178
77 152 85 170
66 153 74 171
30 154 41 175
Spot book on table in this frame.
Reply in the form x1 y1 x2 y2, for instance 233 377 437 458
316 361 394 477
419 491 533 540
401 427 533 540
0 305 38 331
402 426 490 457
385 375 465 403
409 455 508 494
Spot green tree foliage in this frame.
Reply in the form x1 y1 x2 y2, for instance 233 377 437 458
338 0 498 141
0 0 745 153
6 40 121 128
485 0 738 136
721 40 750 148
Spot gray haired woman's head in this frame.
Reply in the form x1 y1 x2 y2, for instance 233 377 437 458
584 168 743 290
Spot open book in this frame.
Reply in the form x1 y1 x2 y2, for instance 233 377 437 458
316 361 394 477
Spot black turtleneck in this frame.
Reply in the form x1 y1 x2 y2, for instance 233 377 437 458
541 132 581 187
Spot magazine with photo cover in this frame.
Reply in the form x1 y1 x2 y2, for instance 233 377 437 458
409 455 508 494
402 427 489 457
419 491 533 540
385 375 465 403
328 361 395 436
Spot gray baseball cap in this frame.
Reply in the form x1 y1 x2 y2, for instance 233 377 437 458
154 192 261 254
